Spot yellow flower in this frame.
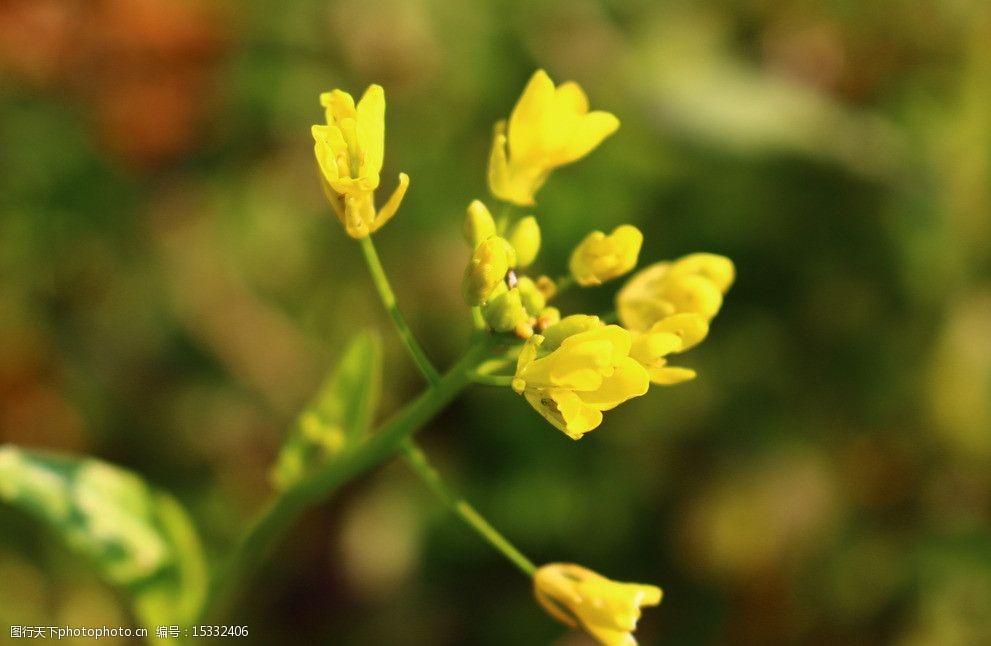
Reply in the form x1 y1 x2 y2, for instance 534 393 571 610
488 70 619 206
617 253 735 332
534 563 662 646
312 85 409 238
570 225 644 287
512 319 649 439
630 313 709 385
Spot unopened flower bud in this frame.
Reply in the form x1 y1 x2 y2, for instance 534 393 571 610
569 225 643 286
482 285 529 332
507 216 541 267
463 199 497 248
463 236 516 305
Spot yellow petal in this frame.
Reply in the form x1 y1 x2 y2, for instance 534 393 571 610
509 69 555 162
649 313 709 352
560 111 620 164
370 172 409 234
560 325 632 360
629 331 681 365
578 357 650 409
671 253 735 293
547 340 615 390
356 84 385 176
554 81 589 115
550 389 603 439
321 89 356 124
649 366 697 385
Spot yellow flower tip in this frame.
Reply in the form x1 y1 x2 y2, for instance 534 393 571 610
570 225 644 287
488 70 619 206
464 199 497 248
534 563 662 646
617 253 735 331
513 322 648 438
507 216 541 267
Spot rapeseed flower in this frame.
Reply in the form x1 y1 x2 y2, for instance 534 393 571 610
534 563 662 646
488 70 619 205
512 318 649 439
570 225 643 286
312 85 409 238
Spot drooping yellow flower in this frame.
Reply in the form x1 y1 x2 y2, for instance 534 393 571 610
534 563 662 646
488 70 619 206
312 85 409 239
570 225 644 287
512 319 649 439
630 313 709 385
617 253 735 332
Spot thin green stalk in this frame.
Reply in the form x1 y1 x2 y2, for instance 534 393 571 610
359 236 441 385
495 203 514 235
358 235 537 579
202 339 494 623
402 442 536 576
469 372 515 387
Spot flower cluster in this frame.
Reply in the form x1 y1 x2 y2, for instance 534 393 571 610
310 70 735 646
459 70 735 439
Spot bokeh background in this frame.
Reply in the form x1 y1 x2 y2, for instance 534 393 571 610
2 0 990 644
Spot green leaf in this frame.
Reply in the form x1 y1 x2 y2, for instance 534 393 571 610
271 329 383 490
0 446 207 626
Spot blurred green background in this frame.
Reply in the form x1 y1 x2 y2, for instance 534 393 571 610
2 0 990 644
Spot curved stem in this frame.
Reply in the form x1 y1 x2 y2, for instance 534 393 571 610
401 441 536 576
360 236 441 385
359 234 537 579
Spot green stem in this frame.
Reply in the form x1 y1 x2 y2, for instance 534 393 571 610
401 442 536 576
202 339 494 623
469 372 515 387
359 235 537 579
495 203 514 235
360 236 441 385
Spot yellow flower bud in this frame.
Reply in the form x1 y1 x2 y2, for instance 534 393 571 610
516 276 546 314
482 285 529 333
617 253 735 332
488 70 620 206
535 275 557 301
629 313 709 385
463 236 516 306
312 85 409 238
535 306 561 332
463 199 497 248
533 563 662 646
512 325 649 439
507 216 541 267
569 225 643 287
